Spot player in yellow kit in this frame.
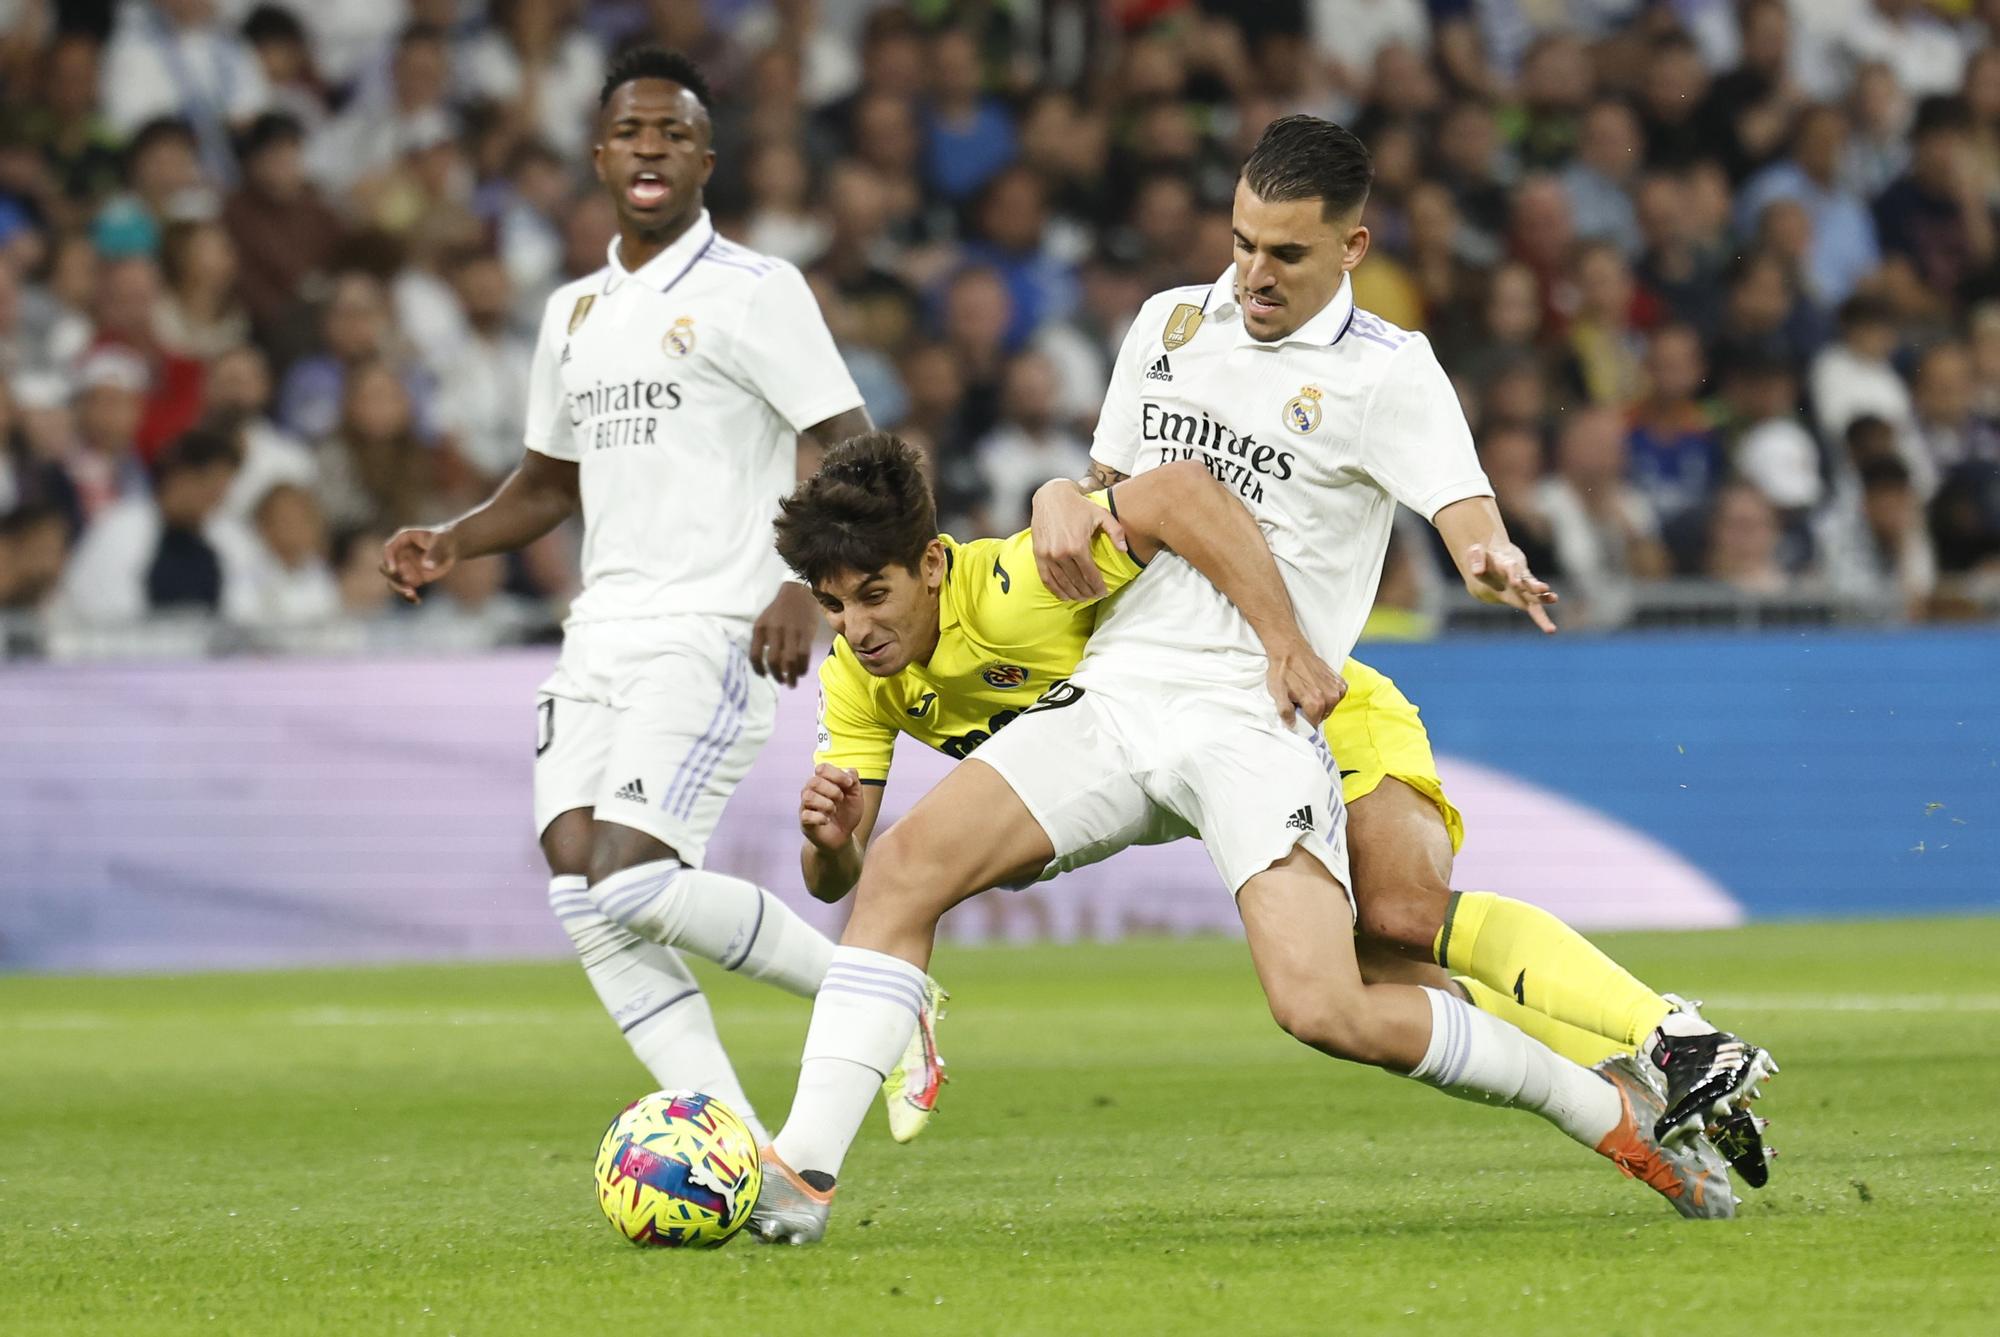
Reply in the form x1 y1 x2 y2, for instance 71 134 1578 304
775 433 1772 1191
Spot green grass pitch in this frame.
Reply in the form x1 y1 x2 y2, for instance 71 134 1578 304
3 917 1997 1335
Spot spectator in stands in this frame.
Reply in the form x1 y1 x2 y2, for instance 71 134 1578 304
1539 405 1668 628
488 140 569 326
922 26 1016 204
433 251 530 485
1628 323 1723 562
1705 479 1792 597
1559 241 1646 408
1695 0 1801 185
205 344 313 525
1846 60 1912 200
277 270 403 444
0 504 69 612
1560 99 1645 258
100 0 270 179
8 31 124 213
1910 340 2000 481
65 347 151 523
742 139 827 267
309 23 455 196
456 0 605 160
240 5 330 139
1031 252 1146 434
154 219 247 361
1634 169 1728 337
239 480 338 627
975 351 1090 535
938 265 1015 442
1737 104 1882 307
1723 352 1825 516
1638 32 1711 170
331 525 395 619
815 161 919 355
1844 0 1966 102
103 118 211 248
1928 461 2000 591
1810 293 1923 481
1511 34 1593 171
1874 95 1995 318
57 425 254 623
1712 248 1827 371
1433 99 1511 247
1477 424 1559 579
895 342 990 536
89 254 206 461
222 113 343 357
313 358 433 534
1818 453 1936 615
962 165 1077 350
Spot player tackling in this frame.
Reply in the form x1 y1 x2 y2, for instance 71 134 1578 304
380 48 941 1146
750 116 1772 1240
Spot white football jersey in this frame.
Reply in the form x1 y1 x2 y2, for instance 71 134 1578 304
1082 268 1491 690
524 212 864 626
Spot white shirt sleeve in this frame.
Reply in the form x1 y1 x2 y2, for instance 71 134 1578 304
726 263 863 434
522 293 575 461
1355 336 1493 520
1088 300 1156 476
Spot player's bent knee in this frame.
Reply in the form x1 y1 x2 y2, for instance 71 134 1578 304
1354 884 1451 957
540 808 594 878
1266 984 1386 1064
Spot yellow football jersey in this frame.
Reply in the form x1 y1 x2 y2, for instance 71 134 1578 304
813 498 1464 852
814 494 1144 783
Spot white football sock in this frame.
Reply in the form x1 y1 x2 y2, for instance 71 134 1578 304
1407 985 1621 1149
771 946 927 1178
590 858 832 998
548 875 769 1143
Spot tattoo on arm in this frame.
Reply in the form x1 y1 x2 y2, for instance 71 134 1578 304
1085 461 1130 489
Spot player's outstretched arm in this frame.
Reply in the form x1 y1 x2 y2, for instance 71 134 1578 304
1029 461 1130 601
1111 460 1345 726
1432 495 1560 633
380 450 579 603
798 764 886 902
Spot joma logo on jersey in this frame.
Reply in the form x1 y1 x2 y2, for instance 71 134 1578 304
1140 402 1297 503
981 664 1030 689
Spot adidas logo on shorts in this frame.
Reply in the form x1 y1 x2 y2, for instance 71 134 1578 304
1284 805 1314 832
613 778 647 803
1145 354 1173 381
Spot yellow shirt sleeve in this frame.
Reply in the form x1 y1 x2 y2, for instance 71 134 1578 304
812 648 897 783
969 491 1146 648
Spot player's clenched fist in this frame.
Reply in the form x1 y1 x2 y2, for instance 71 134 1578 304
799 763 865 850
380 527 460 603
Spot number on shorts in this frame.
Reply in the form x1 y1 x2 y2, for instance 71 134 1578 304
536 698 555 756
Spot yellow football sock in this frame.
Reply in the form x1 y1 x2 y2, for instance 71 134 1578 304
1454 977 1627 1068
1434 890 1674 1051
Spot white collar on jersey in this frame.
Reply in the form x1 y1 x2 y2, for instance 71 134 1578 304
602 210 717 294
1204 266 1357 349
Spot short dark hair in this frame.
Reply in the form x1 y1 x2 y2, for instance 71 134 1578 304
1859 456 1912 491
1912 94 1972 140
126 117 196 169
154 427 242 481
600 45 712 112
241 4 306 46
236 110 303 162
1241 115 1373 219
774 434 937 587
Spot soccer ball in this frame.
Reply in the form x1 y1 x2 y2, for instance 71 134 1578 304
593 1090 762 1248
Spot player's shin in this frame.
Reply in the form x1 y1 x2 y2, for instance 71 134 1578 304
1435 891 1673 1051
548 875 771 1142
590 857 834 998
1406 985 1622 1149
770 946 928 1180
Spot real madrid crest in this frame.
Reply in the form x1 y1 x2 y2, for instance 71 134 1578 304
567 294 596 334
663 315 696 357
1283 384 1324 435
1161 302 1204 351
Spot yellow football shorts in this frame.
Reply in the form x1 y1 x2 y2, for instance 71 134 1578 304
1325 658 1465 853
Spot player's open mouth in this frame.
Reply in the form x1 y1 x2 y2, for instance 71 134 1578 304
855 641 891 663
627 172 669 208
1245 292 1283 317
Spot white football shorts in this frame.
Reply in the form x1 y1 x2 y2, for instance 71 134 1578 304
973 671 1352 907
533 616 777 867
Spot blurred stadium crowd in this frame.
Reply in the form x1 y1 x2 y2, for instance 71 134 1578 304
3 0 2000 657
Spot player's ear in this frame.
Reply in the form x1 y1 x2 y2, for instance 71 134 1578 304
1341 221 1370 271
699 147 716 186
921 539 947 592
591 140 606 185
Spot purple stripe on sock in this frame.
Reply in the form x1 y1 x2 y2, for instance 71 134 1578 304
598 867 685 923
818 979 923 1017
721 887 765 972
618 986 702 1033
821 971 925 1014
